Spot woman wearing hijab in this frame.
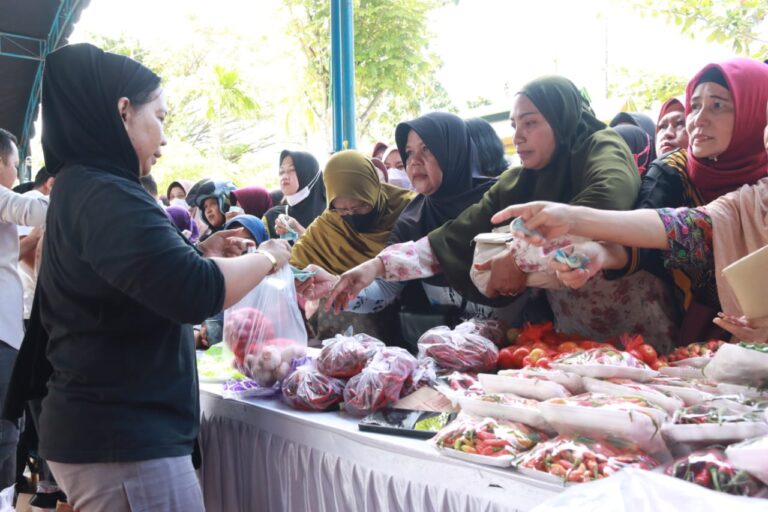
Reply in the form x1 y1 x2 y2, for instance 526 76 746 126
381 145 412 189
164 205 200 243
610 111 658 163
562 58 768 345
230 185 273 218
495 175 768 342
326 77 681 345
263 150 326 239
612 124 653 175
298 112 499 334
12 43 290 511
656 98 687 157
166 179 193 203
290 150 413 273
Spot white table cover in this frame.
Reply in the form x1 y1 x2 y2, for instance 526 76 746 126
198 385 562 512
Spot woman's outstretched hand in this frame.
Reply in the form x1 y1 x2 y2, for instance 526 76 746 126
325 258 384 314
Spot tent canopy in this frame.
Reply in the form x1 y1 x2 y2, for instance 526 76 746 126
0 0 90 173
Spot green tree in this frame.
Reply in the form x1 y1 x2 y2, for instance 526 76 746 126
607 68 687 111
632 0 768 57
283 0 454 144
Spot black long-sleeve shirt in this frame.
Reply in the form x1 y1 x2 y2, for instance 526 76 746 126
37 165 225 463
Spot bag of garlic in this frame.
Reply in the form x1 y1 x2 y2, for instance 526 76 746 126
223 265 308 386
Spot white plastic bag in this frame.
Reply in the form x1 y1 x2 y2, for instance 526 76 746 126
223 265 307 386
705 343 768 387
726 436 768 485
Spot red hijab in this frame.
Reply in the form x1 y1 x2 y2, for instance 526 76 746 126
656 98 684 129
230 186 273 218
685 58 768 203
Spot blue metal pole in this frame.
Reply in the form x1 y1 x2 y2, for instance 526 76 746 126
330 1 344 152
340 0 356 149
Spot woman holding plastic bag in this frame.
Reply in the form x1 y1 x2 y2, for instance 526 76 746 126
9 44 290 512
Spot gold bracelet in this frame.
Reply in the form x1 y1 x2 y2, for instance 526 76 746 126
255 250 277 274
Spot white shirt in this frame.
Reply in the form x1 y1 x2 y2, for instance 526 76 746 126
0 186 48 349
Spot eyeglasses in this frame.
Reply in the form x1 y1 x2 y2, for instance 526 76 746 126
329 204 372 216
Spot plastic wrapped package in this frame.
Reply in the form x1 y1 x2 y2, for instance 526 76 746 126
705 342 768 387
316 332 385 378
551 347 658 381
455 318 507 347
456 393 552 431
582 377 684 414
418 326 499 373
493 367 584 393
726 436 768 485
666 340 725 365
647 377 717 406
665 448 764 496
660 365 707 380
479 372 571 401
661 399 768 444
435 371 484 400
222 378 279 399
402 357 439 396
342 347 418 417
433 413 549 467
223 266 308 386
516 435 659 484
282 360 346 411
539 393 669 457
717 383 768 400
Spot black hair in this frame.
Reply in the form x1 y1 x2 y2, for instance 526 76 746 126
127 77 162 108
33 167 53 188
0 128 18 163
12 182 35 194
465 117 508 177
140 174 158 197
695 67 729 90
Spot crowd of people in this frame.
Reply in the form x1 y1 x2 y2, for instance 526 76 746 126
0 41 766 511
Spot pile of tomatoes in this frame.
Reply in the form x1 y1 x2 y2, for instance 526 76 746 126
498 322 618 370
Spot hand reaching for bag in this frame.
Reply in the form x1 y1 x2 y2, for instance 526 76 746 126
325 258 384 314
295 264 339 300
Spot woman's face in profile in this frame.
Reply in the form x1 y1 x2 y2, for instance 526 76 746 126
121 88 168 176
510 94 556 170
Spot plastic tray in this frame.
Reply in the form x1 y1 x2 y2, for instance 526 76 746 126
496 369 584 394
726 436 768 485
661 422 768 444
479 373 570 401
582 377 683 414
457 395 553 431
670 356 711 369
704 343 768 387
538 401 668 455
550 363 658 382
660 366 707 380
435 446 516 467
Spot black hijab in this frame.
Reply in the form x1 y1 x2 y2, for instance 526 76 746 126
609 112 657 162
264 150 326 236
612 124 652 175
388 112 494 245
42 43 160 180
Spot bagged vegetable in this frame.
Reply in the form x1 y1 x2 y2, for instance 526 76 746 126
516 434 659 483
665 448 763 496
433 413 548 467
455 318 508 347
705 342 768 388
418 325 498 373
726 436 768 485
435 371 484 399
316 331 385 378
551 347 658 381
402 357 439 396
282 360 346 411
479 372 571 401
223 266 307 386
661 399 768 445
582 377 683 414
647 377 717 406
456 393 552 431
539 393 669 456
495 367 584 394
342 347 418 416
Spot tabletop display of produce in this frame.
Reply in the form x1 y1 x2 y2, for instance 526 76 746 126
199 318 768 499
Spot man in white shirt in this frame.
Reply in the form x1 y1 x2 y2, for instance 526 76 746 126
17 168 54 321
0 128 48 489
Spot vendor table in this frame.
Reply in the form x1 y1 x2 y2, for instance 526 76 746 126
198 384 563 512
